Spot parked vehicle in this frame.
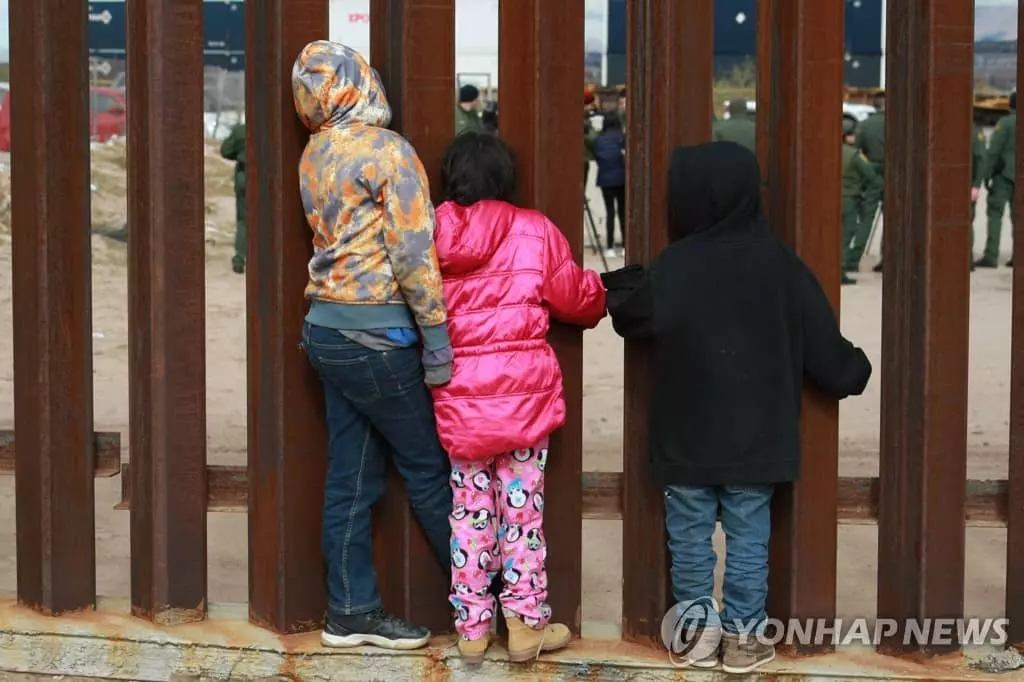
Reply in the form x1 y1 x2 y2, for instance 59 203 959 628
723 98 876 125
0 86 127 151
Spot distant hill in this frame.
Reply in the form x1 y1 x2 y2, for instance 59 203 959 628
976 5 1017 42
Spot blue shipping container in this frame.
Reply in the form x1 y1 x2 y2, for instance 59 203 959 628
88 0 245 70
606 0 883 86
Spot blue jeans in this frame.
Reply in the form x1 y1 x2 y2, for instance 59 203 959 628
301 322 453 618
664 484 774 634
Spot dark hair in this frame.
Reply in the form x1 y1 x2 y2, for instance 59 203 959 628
601 111 622 132
442 131 516 206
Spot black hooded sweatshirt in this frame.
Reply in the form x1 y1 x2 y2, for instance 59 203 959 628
602 141 872 486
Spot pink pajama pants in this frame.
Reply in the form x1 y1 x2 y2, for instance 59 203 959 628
448 436 551 640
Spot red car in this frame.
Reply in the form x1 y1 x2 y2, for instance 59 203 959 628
0 86 127 151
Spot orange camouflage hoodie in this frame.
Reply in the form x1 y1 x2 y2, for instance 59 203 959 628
292 40 450 351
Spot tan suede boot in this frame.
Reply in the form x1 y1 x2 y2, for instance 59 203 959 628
457 635 490 664
505 614 571 662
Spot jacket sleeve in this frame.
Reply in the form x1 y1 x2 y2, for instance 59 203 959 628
379 140 451 351
602 265 655 340
853 152 876 189
972 128 987 188
796 260 872 398
541 217 607 328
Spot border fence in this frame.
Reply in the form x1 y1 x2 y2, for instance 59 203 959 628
3 0 1023 675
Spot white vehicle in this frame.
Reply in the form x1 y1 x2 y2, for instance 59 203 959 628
724 99 876 124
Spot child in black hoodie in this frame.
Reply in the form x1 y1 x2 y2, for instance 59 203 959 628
603 142 872 673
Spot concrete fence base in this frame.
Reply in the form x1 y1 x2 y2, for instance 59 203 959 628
0 599 1016 681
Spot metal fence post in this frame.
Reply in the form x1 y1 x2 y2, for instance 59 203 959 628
756 0 845 654
498 0 588 636
876 0 973 655
126 0 209 624
621 0 713 643
246 0 330 633
10 0 96 615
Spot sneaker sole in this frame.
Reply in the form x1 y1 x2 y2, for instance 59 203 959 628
722 651 776 674
690 658 719 669
320 631 431 650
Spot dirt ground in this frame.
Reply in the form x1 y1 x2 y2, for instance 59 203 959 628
0 167 1014 631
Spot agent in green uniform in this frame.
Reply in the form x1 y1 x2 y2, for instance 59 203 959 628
855 93 886 272
220 122 246 275
841 118 878 284
971 123 988 270
978 91 1016 268
713 99 756 153
455 84 484 136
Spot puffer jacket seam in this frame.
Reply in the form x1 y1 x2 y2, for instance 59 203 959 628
432 387 560 403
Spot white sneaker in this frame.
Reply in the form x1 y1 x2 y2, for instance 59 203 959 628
604 248 618 258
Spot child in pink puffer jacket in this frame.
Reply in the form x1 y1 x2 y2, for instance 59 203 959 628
431 132 607 662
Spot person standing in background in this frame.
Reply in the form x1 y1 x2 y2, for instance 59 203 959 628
593 111 626 258
455 84 484 136
855 92 886 273
978 91 1016 269
583 91 599 188
840 118 877 285
220 122 247 275
713 99 756 153
970 121 988 271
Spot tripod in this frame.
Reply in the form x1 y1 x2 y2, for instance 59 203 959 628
584 195 609 272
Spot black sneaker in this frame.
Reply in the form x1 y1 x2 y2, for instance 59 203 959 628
321 608 431 650
841 273 857 286
872 261 884 273
974 258 999 269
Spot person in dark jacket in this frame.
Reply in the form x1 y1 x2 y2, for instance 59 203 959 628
593 112 626 257
220 122 246 274
601 141 872 673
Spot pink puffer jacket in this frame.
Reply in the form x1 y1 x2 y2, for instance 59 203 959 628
431 199 607 462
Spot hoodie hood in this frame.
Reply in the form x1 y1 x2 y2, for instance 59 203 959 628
668 141 767 241
434 200 515 275
292 40 391 133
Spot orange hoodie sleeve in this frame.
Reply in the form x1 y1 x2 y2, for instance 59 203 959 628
540 216 607 328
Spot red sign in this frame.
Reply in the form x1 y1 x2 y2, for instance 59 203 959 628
348 13 369 23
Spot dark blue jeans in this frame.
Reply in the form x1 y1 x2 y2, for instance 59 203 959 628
301 322 453 618
664 484 774 634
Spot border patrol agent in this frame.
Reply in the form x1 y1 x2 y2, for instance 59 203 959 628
970 122 987 270
841 118 877 284
220 122 246 275
978 91 1016 268
856 92 885 272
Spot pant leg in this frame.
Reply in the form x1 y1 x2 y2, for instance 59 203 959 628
233 189 246 270
971 200 977 259
859 164 883 226
718 484 774 634
663 485 718 608
449 458 499 640
358 346 454 574
495 436 551 628
841 197 860 270
1010 189 1016 258
614 185 626 247
601 187 616 249
301 323 389 617
985 177 1011 263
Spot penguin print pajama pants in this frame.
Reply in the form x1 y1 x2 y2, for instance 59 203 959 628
448 436 551 640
